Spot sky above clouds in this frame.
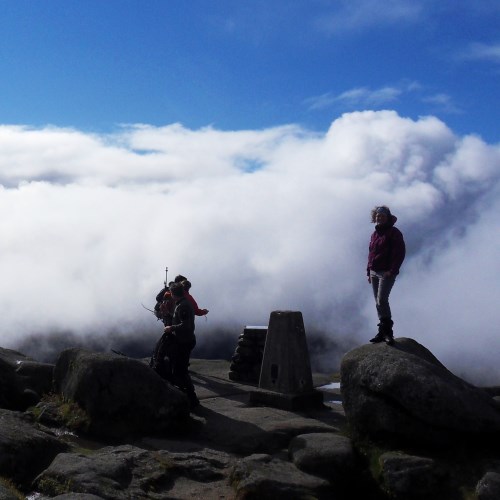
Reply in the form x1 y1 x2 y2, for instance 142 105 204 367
0 0 499 140
0 1 499 384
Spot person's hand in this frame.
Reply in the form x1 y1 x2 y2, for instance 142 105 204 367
202 309 209 315
367 275 371 284
164 326 173 334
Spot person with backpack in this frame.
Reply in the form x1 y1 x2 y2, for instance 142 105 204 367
367 205 406 345
154 282 175 326
162 281 199 409
150 275 187 377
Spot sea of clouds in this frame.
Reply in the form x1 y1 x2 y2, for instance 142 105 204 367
0 110 498 384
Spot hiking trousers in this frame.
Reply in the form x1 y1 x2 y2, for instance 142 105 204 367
370 270 396 321
168 339 196 396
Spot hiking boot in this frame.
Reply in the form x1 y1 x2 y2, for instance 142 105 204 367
369 334 384 343
384 334 394 346
379 318 394 345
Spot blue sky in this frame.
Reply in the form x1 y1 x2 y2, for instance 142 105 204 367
0 0 499 141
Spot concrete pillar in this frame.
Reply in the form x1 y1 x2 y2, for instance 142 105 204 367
249 311 323 410
258 311 313 394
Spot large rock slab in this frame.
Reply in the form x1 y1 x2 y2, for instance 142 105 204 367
34 444 233 499
0 409 68 485
53 348 189 438
190 396 340 454
340 338 500 445
230 453 334 499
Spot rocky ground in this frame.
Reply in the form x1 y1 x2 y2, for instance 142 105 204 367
2 352 347 499
3 338 500 499
125 360 344 499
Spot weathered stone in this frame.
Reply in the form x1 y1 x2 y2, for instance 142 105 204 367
0 347 50 411
235 345 255 357
289 432 357 481
195 397 339 454
34 444 233 499
0 347 33 368
341 338 500 445
230 453 334 499
0 359 26 410
476 471 500 500
53 348 189 438
15 359 54 397
0 409 68 485
378 452 448 500
229 327 267 384
237 338 255 348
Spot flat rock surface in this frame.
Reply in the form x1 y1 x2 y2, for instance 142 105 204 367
137 358 345 455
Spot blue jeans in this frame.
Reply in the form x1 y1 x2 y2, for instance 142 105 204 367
370 270 396 321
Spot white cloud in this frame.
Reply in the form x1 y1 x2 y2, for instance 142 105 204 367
305 82 420 111
306 86 400 110
337 86 401 105
316 0 423 35
422 93 462 115
0 111 499 384
459 42 500 64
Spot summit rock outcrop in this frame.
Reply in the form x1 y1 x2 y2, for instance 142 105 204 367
341 337 500 446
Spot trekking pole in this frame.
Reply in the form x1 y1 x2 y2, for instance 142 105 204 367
164 267 168 286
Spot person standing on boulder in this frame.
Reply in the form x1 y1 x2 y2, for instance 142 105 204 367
162 281 199 409
367 206 406 345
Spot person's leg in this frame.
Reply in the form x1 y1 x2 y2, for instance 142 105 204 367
150 335 173 382
371 273 380 312
376 274 396 321
370 272 396 343
376 274 396 344
370 274 384 342
171 342 199 407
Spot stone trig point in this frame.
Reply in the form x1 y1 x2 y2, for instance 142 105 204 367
249 310 324 410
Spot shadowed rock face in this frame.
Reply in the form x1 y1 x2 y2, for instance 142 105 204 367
53 348 190 438
340 337 500 446
0 409 69 485
0 347 54 411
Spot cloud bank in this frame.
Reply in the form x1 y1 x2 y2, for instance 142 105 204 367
0 111 499 384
